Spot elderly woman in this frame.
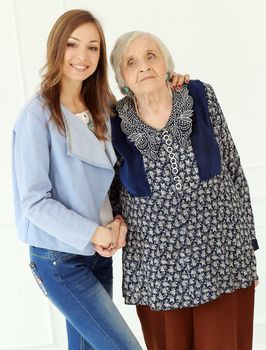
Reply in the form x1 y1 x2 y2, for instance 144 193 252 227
110 31 259 350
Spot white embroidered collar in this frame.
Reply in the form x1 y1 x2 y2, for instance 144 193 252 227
116 87 194 160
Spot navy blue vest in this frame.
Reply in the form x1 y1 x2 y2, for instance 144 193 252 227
111 80 221 197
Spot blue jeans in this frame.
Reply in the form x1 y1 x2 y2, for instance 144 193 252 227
29 246 142 350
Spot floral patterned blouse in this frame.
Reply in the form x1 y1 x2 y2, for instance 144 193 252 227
111 83 258 310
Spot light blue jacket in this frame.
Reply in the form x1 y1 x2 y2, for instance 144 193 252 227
12 95 117 255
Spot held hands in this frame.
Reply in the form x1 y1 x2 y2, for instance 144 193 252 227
91 215 127 257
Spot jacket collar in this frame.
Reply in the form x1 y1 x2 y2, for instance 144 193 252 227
61 104 116 170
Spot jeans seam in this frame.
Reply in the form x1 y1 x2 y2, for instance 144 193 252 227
80 334 84 350
30 252 50 260
50 262 121 350
48 250 76 264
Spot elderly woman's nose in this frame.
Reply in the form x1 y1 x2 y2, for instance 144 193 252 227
139 65 151 73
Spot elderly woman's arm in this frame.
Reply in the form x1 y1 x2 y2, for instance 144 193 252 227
205 83 259 251
110 161 123 217
109 159 128 247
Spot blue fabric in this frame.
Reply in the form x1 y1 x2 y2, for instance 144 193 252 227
252 238 259 251
30 246 142 349
111 80 221 197
111 116 151 197
188 80 221 181
12 95 117 254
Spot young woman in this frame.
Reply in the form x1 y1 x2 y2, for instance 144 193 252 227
12 9 143 350
12 9 188 349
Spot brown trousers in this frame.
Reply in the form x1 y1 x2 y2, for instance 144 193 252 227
136 284 255 350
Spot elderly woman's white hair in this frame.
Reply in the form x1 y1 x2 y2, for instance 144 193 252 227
110 31 175 96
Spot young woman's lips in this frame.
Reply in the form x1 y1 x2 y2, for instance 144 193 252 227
70 64 89 72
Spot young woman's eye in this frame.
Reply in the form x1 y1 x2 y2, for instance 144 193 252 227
89 46 99 51
66 42 77 48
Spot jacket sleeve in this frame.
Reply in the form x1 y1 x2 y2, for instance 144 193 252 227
13 106 98 251
205 83 259 250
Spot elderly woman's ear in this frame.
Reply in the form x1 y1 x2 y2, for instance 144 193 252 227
170 73 190 89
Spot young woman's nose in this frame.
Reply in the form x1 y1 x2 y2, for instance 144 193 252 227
76 47 89 60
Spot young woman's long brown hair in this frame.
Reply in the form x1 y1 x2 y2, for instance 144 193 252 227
41 9 115 140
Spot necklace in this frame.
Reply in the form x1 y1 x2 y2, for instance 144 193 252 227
75 110 95 132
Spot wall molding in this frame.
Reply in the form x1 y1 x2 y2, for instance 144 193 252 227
11 0 27 103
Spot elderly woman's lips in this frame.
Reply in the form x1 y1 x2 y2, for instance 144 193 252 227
140 76 155 82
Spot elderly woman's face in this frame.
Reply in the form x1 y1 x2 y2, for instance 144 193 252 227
121 35 167 96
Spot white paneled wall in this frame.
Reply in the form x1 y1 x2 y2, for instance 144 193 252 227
0 0 265 349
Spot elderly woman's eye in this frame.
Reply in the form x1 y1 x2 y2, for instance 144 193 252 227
147 52 155 59
127 59 135 66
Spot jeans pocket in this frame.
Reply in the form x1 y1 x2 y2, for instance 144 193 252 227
48 250 75 264
29 262 48 296
49 252 95 284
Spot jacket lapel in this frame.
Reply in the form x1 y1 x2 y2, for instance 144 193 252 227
61 105 116 170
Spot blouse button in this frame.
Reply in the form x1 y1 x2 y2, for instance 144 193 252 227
169 153 175 160
167 146 173 153
175 182 182 191
172 167 178 175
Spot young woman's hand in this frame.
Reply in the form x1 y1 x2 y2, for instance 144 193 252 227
91 226 113 248
170 73 190 89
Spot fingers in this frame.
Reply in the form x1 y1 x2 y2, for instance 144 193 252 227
184 74 190 84
116 222 127 248
93 243 118 257
93 244 103 253
169 73 180 87
113 215 127 249
106 216 128 250
255 279 259 288
170 73 190 90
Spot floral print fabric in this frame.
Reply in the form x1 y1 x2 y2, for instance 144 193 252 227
114 84 258 310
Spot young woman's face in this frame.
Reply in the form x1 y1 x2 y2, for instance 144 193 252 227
62 22 101 83
121 34 167 96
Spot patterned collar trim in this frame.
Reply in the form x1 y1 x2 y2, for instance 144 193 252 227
116 87 193 160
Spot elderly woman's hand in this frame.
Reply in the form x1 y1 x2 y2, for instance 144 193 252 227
170 73 190 89
114 215 127 249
